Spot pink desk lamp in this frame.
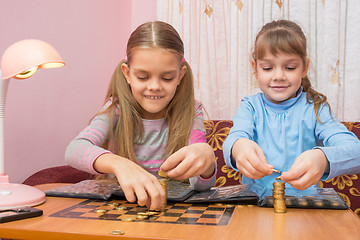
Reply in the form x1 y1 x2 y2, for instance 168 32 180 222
0 39 65 209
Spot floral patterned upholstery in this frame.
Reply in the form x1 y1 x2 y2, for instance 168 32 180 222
205 120 360 217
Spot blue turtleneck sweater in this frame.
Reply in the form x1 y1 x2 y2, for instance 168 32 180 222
223 88 360 188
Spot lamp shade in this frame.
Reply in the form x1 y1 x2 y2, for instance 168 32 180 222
1 39 65 80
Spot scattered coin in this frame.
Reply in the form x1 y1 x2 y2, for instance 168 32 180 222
137 212 150 216
94 209 107 214
110 230 124 235
136 215 148 220
116 206 127 210
122 217 134 222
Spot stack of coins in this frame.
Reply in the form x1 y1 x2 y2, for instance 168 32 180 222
158 178 167 211
272 181 286 213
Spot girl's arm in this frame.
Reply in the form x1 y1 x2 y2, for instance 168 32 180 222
281 104 360 189
161 102 217 191
314 104 360 179
223 97 273 178
65 114 112 174
94 153 165 210
65 111 165 210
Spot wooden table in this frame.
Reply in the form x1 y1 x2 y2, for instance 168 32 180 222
0 183 360 240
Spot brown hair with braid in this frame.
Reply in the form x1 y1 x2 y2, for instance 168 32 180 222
252 19 330 122
99 21 195 162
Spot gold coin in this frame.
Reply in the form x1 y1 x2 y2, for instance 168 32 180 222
275 176 282 180
298 198 308 206
122 218 134 222
137 212 150 216
272 169 281 173
158 178 167 185
158 170 168 178
330 200 341 207
110 230 124 235
136 215 148 220
109 202 119 207
313 200 324 207
225 204 235 208
148 211 161 215
116 206 127 210
95 209 107 213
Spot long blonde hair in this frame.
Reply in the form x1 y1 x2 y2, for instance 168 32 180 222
252 19 330 122
100 21 195 162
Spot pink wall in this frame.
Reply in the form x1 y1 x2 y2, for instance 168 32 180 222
0 0 157 183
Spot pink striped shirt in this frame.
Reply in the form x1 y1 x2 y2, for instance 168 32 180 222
65 100 216 191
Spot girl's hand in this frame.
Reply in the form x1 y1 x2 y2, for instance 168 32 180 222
94 153 166 211
160 143 216 180
280 149 329 190
232 138 273 179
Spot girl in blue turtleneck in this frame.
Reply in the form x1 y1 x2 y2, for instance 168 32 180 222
223 19 360 190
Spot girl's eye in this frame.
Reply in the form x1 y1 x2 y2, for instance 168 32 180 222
262 67 272 71
163 77 174 81
286 67 296 70
137 76 148 80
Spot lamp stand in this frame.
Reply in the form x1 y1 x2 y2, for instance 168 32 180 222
0 74 46 209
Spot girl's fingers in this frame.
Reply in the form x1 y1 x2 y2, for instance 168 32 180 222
166 158 193 179
161 148 185 172
121 185 137 203
236 151 271 179
147 179 166 210
237 157 265 179
132 186 149 207
286 173 313 190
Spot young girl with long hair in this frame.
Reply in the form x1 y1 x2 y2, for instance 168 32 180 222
66 21 216 210
223 19 360 190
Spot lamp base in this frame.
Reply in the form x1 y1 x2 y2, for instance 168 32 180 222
0 183 46 209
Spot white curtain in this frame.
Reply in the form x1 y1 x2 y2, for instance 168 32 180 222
157 0 360 121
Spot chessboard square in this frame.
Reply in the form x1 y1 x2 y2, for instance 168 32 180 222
201 213 223 219
162 212 183 217
124 210 139 215
166 209 187 214
101 214 122 220
188 206 207 211
72 207 91 213
203 210 224 215
172 203 189 207
205 207 225 211
156 216 179 222
106 210 122 214
177 217 199 224
96 206 114 211
185 210 204 214
80 204 99 210
88 201 106 206
64 211 87 217
181 213 202 218
81 212 101 218
132 207 148 212
196 217 219 224
170 205 188 210
123 203 139 208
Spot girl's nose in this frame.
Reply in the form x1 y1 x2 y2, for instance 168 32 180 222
147 78 162 90
273 68 285 81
